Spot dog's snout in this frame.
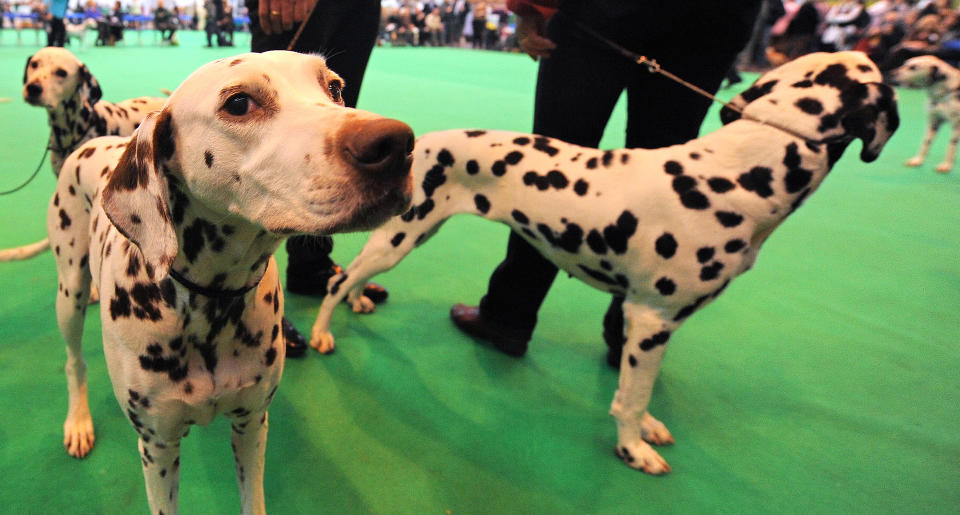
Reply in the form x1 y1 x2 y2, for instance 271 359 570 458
26 83 43 98
343 118 414 177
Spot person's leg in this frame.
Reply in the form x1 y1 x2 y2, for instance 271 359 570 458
247 0 386 358
265 0 381 284
457 13 631 355
602 2 758 364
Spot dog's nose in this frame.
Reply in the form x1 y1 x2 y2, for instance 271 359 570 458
26 83 43 98
343 118 414 178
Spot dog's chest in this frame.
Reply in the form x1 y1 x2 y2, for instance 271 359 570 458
928 94 960 122
95 235 283 400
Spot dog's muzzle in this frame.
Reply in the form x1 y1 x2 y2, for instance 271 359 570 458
24 82 43 104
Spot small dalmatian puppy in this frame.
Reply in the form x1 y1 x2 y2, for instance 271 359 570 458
310 52 899 474
48 51 413 514
890 55 960 173
2 48 166 263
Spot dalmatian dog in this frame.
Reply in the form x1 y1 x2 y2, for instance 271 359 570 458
1 47 166 262
889 55 960 173
310 52 898 474
23 46 167 176
48 51 413 514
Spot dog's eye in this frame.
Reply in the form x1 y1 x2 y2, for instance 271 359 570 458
908 65 917 71
55 68 67 78
31 61 38 69
328 80 344 104
223 93 255 116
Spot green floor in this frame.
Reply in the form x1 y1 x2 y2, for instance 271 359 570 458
1 30 958 513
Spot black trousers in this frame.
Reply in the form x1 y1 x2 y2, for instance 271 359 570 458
48 17 66 47
247 0 381 270
478 5 759 345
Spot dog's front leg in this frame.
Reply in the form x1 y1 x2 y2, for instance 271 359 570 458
56 272 95 458
609 301 675 474
139 436 182 515
310 223 430 353
906 120 942 167
230 410 269 515
935 124 960 172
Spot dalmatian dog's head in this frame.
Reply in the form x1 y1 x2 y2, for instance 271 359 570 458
22 46 101 110
102 51 414 280
720 51 899 162
889 55 958 89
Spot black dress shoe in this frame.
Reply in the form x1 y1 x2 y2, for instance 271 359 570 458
282 317 307 358
450 304 529 357
287 263 389 304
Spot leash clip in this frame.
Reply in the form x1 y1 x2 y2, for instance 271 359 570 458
636 56 661 74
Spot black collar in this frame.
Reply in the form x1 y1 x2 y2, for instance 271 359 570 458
167 266 265 299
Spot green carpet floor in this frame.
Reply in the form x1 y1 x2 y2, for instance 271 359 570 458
0 30 957 513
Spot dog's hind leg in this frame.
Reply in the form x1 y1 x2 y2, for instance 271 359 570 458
935 124 960 172
229 410 269 515
139 435 183 515
309 215 449 353
609 300 677 474
906 119 942 167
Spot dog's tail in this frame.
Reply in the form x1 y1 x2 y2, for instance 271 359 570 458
0 237 50 261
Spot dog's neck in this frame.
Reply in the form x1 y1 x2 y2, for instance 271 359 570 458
927 70 960 100
700 121 837 220
47 92 101 163
165 177 283 294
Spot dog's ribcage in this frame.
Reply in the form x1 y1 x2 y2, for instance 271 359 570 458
385 127 828 321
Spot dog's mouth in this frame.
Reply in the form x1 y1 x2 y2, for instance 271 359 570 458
334 172 414 233
23 92 43 106
266 170 413 237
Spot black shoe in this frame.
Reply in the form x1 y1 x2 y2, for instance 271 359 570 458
287 263 389 304
450 304 529 357
282 317 307 358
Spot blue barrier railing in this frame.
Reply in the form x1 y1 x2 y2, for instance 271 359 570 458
2 12 251 26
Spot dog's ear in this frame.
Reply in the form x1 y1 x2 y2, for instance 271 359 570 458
928 64 946 86
78 64 102 104
23 55 32 84
102 111 177 281
841 82 899 162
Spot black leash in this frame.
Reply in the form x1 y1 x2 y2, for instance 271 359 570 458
0 146 48 196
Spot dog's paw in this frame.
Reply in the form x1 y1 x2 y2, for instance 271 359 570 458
905 156 924 167
615 441 671 475
640 412 675 446
63 414 95 458
350 295 376 314
88 285 100 304
935 162 953 173
310 326 336 354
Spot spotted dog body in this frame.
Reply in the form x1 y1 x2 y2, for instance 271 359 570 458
2 47 166 263
48 51 412 514
310 52 898 474
890 55 960 173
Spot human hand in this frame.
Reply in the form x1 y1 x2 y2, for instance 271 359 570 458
516 13 555 60
258 0 317 35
